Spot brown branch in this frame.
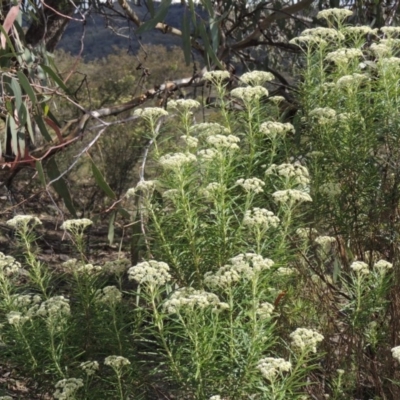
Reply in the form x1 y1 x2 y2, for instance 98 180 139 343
231 0 314 51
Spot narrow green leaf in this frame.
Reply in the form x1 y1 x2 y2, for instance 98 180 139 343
91 160 116 200
8 115 18 156
17 71 36 105
182 11 192 65
136 0 172 34
147 0 155 16
46 158 76 217
11 77 22 112
108 211 116 245
198 21 223 69
17 101 27 127
40 64 69 93
17 130 25 158
35 160 46 187
25 109 34 144
118 207 131 219
0 24 17 56
34 115 52 142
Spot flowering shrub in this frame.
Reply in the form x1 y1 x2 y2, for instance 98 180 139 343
1 8 400 399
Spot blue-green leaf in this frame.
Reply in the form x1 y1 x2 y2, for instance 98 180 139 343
91 160 117 200
136 0 172 34
46 158 76 217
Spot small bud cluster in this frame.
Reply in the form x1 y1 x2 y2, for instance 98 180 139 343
243 208 280 229
240 70 274 86
6 215 42 230
325 48 363 65
128 260 171 286
309 107 337 124
272 189 312 203
159 152 196 170
257 357 292 380
104 355 131 369
163 287 229 314
53 378 84 400
260 121 295 138
36 296 71 319
168 99 200 111
290 328 324 353
0 252 21 277
133 107 168 121
231 86 269 103
256 302 275 319
61 219 93 232
80 360 99 376
206 134 240 150
266 163 310 186
204 253 274 288
236 177 265 194
96 286 123 305
350 261 369 275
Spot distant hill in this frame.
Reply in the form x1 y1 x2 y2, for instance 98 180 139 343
57 2 204 60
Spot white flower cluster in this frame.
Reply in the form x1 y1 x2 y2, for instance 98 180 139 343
316 8 353 21
6 215 42 230
309 107 337 124
231 86 269 103
269 96 285 104
201 182 226 200
296 227 318 239
197 148 220 162
76 263 102 274
102 258 130 275
300 27 345 40
133 107 168 121
0 396 13 400
290 328 324 353
162 189 179 200
380 57 400 67
126 180 156 198
266 163 310 186
289 35 327 46
381 26 400 37
104 355 131 369
96 286 122 305
257 357 292 380
158 152 196 170
276 267 296 276
191 122 230 137
236 177 265 194
336 73 368 88
168 99 200 111
12 293 41 309
319 182 341 197
344 26 375 37
325 48 363 64
256 302 275 319
163 287 229 314
350 261 369 275
374 259 393 273
128 260 171 286
209 396 222 400
7 311 30 326
206 134 240 150
240 70 274 86
260 121 295 138
204 253 274 288
203 70 230 85
392 345 400 362
53 378 84 400
37 296 70 319
80 360 99 376
315 236 336 246
272 189 312 203
370 42 391 58
61 218 92 232
243 208 280 229
0 252 21 277
181 135 199 148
